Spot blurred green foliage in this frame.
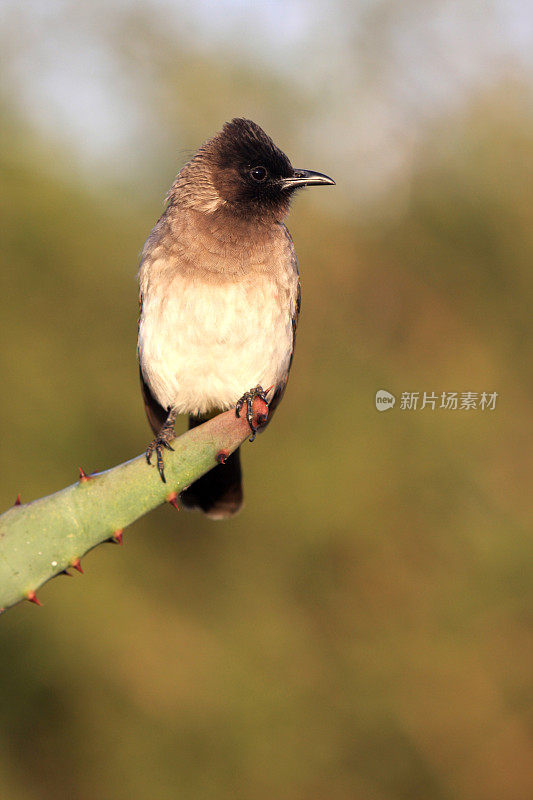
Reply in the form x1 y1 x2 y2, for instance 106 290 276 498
1 7 532 799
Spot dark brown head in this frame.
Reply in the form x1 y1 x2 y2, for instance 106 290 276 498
169 118 334 221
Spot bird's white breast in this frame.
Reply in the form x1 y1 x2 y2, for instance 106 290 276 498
138 263 297 416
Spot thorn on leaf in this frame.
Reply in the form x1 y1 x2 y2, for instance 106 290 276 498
167 491 180 511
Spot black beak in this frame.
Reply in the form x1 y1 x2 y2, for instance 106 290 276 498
281 169 336 190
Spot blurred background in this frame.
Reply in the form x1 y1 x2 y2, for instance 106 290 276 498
1 1 532 798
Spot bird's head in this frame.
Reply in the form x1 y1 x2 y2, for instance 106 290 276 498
168 118 335 221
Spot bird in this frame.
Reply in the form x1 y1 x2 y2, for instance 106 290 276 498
137 118 334 518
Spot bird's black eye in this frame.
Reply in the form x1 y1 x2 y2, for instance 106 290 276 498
250 166 268 182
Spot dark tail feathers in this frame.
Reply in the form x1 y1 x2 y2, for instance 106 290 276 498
179 416 243 519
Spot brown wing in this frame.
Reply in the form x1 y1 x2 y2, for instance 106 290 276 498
139 365 168 435
264 279 300 424
138 288 169 435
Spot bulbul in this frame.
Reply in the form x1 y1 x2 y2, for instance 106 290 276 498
138 118 334 518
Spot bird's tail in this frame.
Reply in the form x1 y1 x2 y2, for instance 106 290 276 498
179 416 243 519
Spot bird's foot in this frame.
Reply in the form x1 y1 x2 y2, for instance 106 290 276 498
236 385 269 442
146 411 176 483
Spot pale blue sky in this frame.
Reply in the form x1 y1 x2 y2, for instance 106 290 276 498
1 0 532 202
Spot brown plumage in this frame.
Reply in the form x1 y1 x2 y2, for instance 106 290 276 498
137 118 334 517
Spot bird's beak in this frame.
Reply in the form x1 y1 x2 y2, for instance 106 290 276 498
281 169 336 190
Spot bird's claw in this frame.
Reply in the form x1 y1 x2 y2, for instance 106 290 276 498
235 385 269 442
146 417 176 482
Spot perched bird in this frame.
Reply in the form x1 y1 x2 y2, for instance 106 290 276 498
138 118 334 518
